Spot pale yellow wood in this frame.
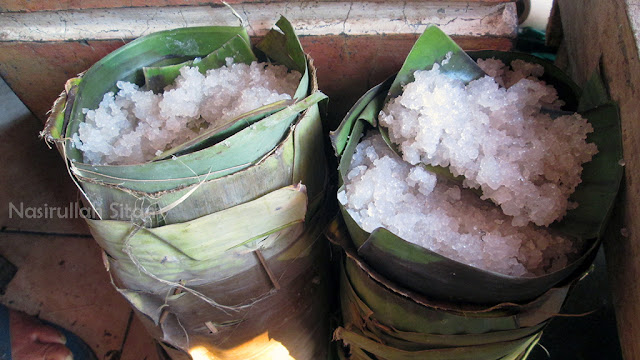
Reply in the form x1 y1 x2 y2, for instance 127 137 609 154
556 1 640 359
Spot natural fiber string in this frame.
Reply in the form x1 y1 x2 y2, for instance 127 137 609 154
222 2 248 28
113 182 280 318
159 286 183 325
174 313 190 349
142 168 211 218
69 162 250 184
119 218 278 313
102 250 166 324
120 222 254 315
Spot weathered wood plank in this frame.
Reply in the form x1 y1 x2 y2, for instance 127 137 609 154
556 1 640 359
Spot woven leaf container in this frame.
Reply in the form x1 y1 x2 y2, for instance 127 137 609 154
329 25 623 360
43 17 331 359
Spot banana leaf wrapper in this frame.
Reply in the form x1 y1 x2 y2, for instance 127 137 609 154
329 26 623 305
327 216 583 360
42 17 332 359
92 184 331 358
43 17 327 224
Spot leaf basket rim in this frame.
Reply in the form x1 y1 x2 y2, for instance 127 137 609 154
330 43 621 305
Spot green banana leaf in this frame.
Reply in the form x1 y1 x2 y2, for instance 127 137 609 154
330 26 623 305
79 93 327 225
63 25 250 161
42 17 331 359
152 99 293 160
98 191 332 356
150 17 311 160
341 254 567 336
551 103 623 239
379 26 484 154
326 217 573 317
577 68 611 112
46 17 312 191
255 16 309 101
357 227 597 304
142 34 256 93
365 322 546 353
90 185 307 279
44 77 81 141
342 258 503 336
330 78 387 157
553 69 624 239
386 26 484 101
330 219 575 360
330 77 596 304
68 91 326 193
41 17 328 226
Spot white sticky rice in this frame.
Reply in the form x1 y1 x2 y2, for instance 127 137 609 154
378 58 597 227
338 132 577 277
72 58 301 165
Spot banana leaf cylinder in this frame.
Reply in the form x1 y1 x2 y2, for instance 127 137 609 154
42 17 332 359
330 26 622 305
328 25 622 359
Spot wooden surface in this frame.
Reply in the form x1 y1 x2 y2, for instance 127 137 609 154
555 1 640 359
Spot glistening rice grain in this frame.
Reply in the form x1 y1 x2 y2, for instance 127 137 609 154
338 132 577 277
73 58 301 165
378 59 597 227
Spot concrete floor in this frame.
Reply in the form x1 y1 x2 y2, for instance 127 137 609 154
0 78 159 359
